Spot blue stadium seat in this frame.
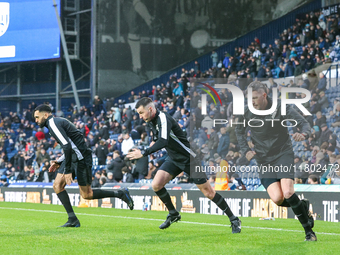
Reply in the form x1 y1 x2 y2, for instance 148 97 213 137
0 169 6 175
11 123 20 130
139 179 152 184
92 157 98 166
133 139 141 145
91 165 106 175
64 111 72 117
7 149 18 161
110 134 119 140
304 151 309 158
254 178 261 185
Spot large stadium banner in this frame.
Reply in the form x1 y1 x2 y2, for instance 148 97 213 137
0 187 339 222
321 2 340 16
96 0 312 98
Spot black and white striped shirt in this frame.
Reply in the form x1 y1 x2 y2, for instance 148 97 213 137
44 115 91 173
143 110 195 165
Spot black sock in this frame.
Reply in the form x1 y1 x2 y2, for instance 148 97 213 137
92 189 122 199
155 187 177 215
286 193 311 234
57 190 76 221
278 199 291 207
212 193 237 221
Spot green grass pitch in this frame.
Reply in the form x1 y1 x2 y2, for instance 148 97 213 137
0 202 339 254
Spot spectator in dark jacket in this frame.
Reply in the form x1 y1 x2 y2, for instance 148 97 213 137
310 98 321 114
35 148 50 167
318 91 329 110
305 54 314 70
106 172 116 183
318 124 332 146
198 127 208 147
316 73 327 92
98 122 109 140
257 65 266 78
93 95 104 116
248 58 257 78
128 91 135 103
134 156 148 179
112 121 122 134
284 60 294 77
301 73 310 90
91 171 102 188
266 58 275 70
121 166 134 183
194 103 204 129
107 150 125 181
300 55 307 70
314 111 327 130
217 127 230 157
207 126 219 158
95 139 108 165
294 60 302 77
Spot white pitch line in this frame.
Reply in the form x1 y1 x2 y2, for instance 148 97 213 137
0 207 339 236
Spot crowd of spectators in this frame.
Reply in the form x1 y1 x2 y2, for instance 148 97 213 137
1 10 340 189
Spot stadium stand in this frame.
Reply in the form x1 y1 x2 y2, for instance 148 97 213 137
2 3 340 191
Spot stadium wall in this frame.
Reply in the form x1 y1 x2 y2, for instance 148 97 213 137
1 186 339 222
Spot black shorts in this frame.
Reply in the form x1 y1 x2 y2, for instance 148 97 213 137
58 153 93 186
259 151 294 190
159 157 207 185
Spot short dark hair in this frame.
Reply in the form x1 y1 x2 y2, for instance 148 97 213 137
248 81 268 93
100 176 107 185
33 104 52 114
121 166 129 173
308 175 318 183
135 97 153 109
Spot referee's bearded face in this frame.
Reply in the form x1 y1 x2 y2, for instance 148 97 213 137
137 106 152 122
34 111 48 128
252 90 267 110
